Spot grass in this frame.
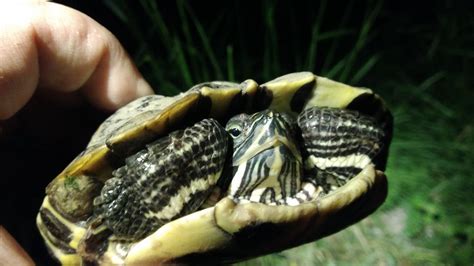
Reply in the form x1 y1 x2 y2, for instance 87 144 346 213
102 0 473 264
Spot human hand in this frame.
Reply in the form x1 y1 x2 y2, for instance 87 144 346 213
0 1 153 265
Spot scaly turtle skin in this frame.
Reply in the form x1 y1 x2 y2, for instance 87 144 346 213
37 72 392 265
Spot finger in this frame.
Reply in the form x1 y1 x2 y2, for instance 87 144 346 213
0 2 39 120
0 2 153 120
0 226 34 266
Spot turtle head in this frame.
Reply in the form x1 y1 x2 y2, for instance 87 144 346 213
226 110 301 164
225 110 303 204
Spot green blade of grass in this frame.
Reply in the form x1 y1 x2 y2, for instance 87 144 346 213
139 0 173 50
350 53 380 84
177 0 199 83
321 0 355 74
263 0 279 79
185 3 223 79
418 71 446 92
306 0 327 71
173 37 193 87
227 45 235 81
325 56 347 79
103 0 128 23
339 0 383 82
315 29 354 42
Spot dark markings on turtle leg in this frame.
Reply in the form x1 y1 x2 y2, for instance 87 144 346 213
38 209 76 254
290 79 316 113
298 107 385 192
305 142 374 157
93 119 228 241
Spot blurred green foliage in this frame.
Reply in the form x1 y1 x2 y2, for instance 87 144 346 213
103 0 473 264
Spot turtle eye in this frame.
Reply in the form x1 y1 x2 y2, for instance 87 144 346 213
228 127 242 138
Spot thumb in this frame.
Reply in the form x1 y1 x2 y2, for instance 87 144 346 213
0 226 34 266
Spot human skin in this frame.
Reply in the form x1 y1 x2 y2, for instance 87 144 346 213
0 1 153 264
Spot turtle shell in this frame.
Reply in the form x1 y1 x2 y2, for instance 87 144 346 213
36 72 392 264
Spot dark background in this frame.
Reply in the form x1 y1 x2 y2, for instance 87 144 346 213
1 1 472 265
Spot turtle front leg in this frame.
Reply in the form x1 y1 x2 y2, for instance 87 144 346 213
78 119 229 263
297 107 385 195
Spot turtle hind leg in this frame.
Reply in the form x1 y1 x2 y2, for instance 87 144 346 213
297 106 385 194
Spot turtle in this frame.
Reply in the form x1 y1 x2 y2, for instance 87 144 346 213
36 72 392 265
